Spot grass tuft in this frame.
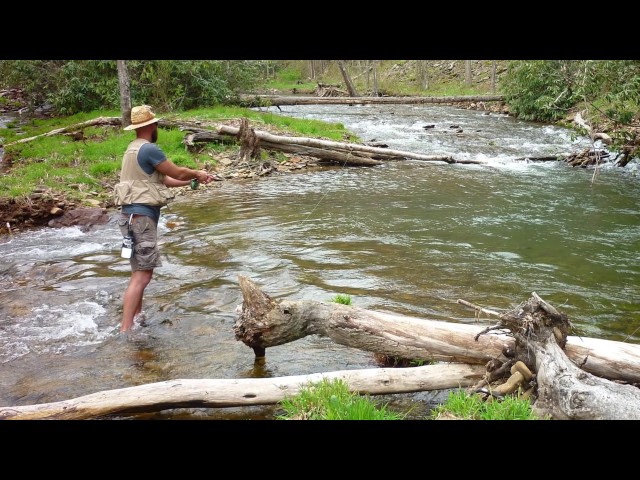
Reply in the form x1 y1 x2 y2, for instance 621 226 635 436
331 293 352 305
431 389 546 420
276 378 407 420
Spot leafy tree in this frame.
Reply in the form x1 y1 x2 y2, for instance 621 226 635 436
501 60 583 122
501 60 640 162
0 60 269 115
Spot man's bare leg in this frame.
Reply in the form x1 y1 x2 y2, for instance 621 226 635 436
121 269 154 332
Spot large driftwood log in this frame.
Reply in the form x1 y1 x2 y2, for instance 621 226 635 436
239 94 505 107
0 364 484 420
177 121 485 165
234 276 640 419
234 276 640 386
184 130 384 167
4 277 639 420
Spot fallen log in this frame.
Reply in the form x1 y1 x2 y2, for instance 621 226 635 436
234 276 640 419
239 94 506 107
0 117 121 147
233 276 640 387
5 277 639 420
0 363 484 420
2 116 548 168
184 130 384 167
176 120 491 165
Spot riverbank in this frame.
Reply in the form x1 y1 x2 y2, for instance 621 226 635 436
0 100 335 235
0 146 329 235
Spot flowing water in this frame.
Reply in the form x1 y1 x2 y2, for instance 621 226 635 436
1 103 639 419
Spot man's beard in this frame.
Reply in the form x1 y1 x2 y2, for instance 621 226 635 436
151 127 158 143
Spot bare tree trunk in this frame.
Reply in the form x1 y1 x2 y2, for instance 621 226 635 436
465 60 472 87
479 292 640 419
236 118 261 162
117 60 131 129
491 61 497 94
337 60 359 97
417 60 429 90
372 60 379 97
233 276 640 419
307 60 315 80
5 277 640 420
177 121 467 164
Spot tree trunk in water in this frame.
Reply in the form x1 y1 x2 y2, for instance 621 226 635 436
4 116 573 170
482 292 640 419
3 276 639 420
417 60 428 90
233 276 640 419
117 60 131 129
337 60 359 97
0 364 485 420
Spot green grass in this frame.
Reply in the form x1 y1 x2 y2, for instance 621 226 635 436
331 293 352 305
275 377 543 421
175 106 353 142
431 389 546 420
0 105 357 204
276 378 407 420
265 66 317 93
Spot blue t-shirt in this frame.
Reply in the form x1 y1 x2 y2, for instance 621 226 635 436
121 143 167 223
138 143 167 174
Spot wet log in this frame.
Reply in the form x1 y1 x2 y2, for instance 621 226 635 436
234 274 640 420
0 363 484 420
184 130 384 167
234 276 640 385
178 121 485 165
239 94 505 107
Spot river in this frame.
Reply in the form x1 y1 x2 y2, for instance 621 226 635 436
1 103 639 419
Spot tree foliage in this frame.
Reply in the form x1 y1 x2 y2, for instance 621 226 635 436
501 60 640 162
501 60 640 125
501 61 587 122
0 60 272 115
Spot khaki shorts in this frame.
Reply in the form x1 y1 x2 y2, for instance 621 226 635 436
118 214 163 271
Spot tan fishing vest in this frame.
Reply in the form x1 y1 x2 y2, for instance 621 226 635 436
113 138 175 207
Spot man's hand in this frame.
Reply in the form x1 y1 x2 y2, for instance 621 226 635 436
195 170 215 184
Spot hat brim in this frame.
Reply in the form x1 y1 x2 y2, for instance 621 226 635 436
123 117 161 130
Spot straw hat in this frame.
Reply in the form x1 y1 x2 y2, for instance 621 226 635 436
124 105 161 130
